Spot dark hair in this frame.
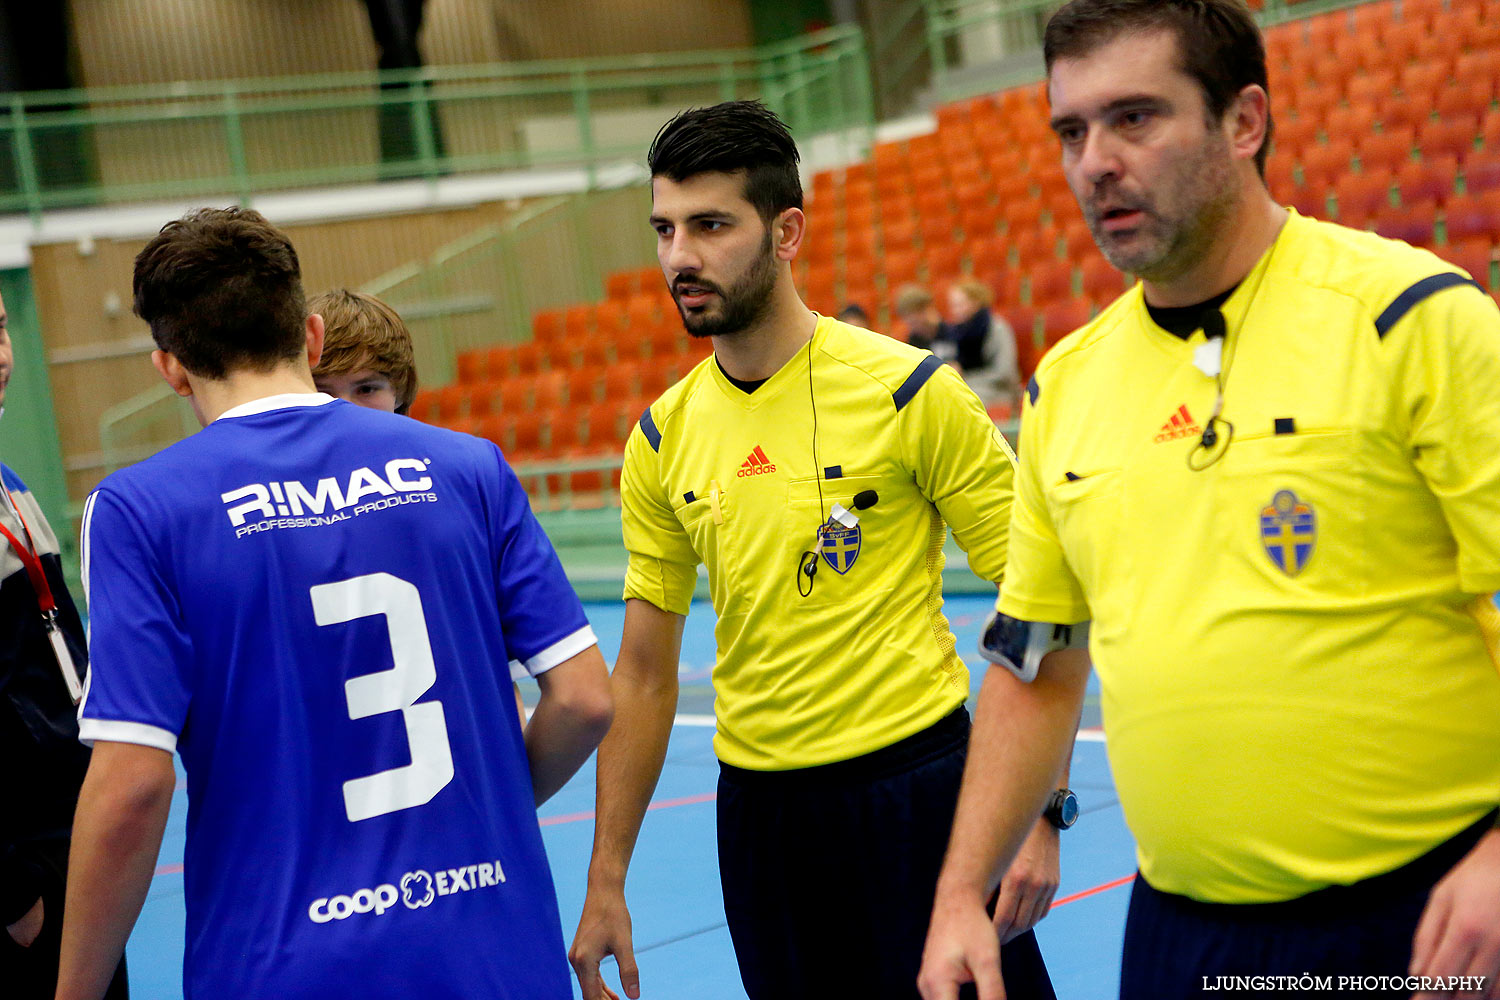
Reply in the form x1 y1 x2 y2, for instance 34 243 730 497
133 207 307 379
1044 0 1273 174
648 100 803 222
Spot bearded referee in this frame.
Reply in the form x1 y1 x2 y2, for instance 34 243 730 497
567 102 1070 1000
920 3 1500 998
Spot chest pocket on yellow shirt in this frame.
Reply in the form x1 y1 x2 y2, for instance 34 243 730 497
1216 429 1384 589
784 474 899 608
1047 468 1124 598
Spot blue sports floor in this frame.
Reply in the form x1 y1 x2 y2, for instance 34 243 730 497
128 594 1135 998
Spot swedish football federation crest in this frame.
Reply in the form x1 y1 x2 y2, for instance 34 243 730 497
819 520 861 574
1259 489 1315 575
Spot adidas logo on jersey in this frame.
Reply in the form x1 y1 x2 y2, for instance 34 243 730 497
222 458 435 534
307 858 506 924
737 446 777 477
1154 405 1202 443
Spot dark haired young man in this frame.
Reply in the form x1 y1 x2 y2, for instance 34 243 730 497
920 2 1500 998
56 207 613 1000
568 101 1063 1000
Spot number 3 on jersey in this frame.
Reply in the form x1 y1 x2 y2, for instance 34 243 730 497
311 572 455 822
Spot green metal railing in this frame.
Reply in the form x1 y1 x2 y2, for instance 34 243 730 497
1 25 873 223
920 0 1391 103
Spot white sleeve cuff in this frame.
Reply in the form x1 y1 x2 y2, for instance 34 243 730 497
78 718 178 753
511 625 599 679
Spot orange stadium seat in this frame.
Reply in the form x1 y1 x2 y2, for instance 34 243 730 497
1290 177 1331 219
967 235 1008 276
1273 116 1320 155
599 363 638 402
435 384 467 422
883 250 921 287
1042 300 1093 346
529 371 565 411
1028 261 1073 306
1334 168 1396 226
846 200 876 233
1265 155 1297 203
1346 69 1399 110
1357 128 1416 171
638 364 674 400
576 338 612 369
605 272 634 300
920 213 959 247
1419 116 1481 163
455 349 486 385
532 309 564 343
1379 20 1424 68
845 228 878 265
467 383 500 419
1444 190 1500 242
1438 236 1495 288
1080 254 1128 300
641 324 681 361
882 219 918 249
926 244 964 282
1301 138 1357 189
1434 85 1493 124
1013 226 1061 273
1372 202 1437 245
1400 60 1450 100
1397 155 1459 206
408 390 439 423
562 303 593 338
1465 151 1500 196
594 303 626 340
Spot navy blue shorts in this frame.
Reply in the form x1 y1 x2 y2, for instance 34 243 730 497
1120 810 1497 999
717 707 1056 1000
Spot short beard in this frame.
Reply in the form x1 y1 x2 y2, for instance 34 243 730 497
1093 130 1237 281
676 233 778 339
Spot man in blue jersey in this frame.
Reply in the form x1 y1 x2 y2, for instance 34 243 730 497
55 207 613 1000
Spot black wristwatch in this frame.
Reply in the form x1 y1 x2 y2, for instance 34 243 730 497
1043 788 1079 830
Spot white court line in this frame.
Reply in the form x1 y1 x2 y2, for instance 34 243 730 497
668 717 1108 743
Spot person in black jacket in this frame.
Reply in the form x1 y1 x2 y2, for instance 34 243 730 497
0 294 127 998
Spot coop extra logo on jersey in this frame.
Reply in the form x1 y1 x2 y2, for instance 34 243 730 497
307 858 507 924
222 459 438 537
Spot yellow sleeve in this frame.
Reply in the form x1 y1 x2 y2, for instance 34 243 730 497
899 360 1015 585
620 419 699 615
1390 279 1500 595
996 376 1091 624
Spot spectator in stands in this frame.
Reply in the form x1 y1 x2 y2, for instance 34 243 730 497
308 289 417 414
946 280 1021 411
837 302 872 329
893 283 945 353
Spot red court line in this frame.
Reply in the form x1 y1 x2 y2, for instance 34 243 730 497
1050 873 1135 909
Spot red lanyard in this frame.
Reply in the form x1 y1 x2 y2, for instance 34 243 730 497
0 492 58 619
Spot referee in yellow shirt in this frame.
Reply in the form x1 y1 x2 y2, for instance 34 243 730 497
567 102 1063 1000
920 3 1500 999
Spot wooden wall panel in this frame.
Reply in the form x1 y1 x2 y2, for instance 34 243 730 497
34 199 525 511
69 1 753 89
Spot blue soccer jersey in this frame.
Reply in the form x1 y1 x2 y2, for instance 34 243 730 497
79 394 594 999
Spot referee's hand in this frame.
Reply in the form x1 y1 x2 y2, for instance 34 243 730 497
918 887 1007 1000
992 821 1060 944
1410 829 1500 1000
569 884 637 1000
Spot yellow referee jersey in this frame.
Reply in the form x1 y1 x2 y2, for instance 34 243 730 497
622 315 1015 770
1000 210 1500 903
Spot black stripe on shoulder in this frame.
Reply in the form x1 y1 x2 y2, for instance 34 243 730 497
893 354 945 412
638 407 662 452
1027 375 1040 406
1374 273 1485 339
